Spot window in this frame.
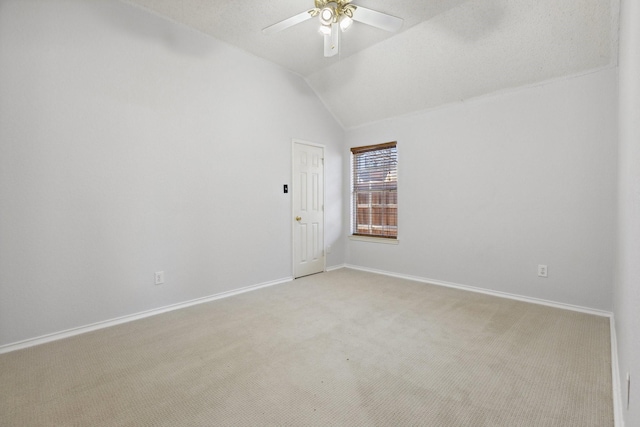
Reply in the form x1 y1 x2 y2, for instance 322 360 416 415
351 142 398 239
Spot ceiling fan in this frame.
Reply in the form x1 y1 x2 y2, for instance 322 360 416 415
262 0 403 58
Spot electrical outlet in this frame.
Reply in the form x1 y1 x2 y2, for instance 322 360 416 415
538 265 548 278
327 245 332 254
155 271 164 285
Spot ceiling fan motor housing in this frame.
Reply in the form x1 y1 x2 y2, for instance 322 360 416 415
316 0 355 25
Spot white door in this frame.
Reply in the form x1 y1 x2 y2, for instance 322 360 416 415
293 141 325 278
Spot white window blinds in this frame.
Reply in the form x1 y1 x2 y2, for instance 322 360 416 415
351 142 398 238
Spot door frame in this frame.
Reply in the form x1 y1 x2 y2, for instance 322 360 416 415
291 139 326 278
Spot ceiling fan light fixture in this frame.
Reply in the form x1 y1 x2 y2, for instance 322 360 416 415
319 24 332 35
339 16 353 32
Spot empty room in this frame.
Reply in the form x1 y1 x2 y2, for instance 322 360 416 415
1 0 638 426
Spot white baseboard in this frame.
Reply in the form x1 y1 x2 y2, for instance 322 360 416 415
343 264 612 317
0 276 293 355
610 316 625 427
326 263 346 272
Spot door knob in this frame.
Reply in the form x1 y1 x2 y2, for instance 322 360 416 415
295 216 302 221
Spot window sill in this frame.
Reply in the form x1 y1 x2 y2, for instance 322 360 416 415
349 235 399 245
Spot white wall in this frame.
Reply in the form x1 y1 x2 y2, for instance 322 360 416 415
0 0 623 356
345 69 618 311
614 0 640 424
0 0 344 347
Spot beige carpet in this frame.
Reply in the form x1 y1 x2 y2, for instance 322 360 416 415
0 268 613 426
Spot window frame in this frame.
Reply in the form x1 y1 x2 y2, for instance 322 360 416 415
350 141 398 241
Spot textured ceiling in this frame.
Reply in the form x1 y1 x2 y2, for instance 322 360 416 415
122 0 619 129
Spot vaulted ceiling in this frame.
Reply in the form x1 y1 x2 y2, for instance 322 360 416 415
122 0 619 129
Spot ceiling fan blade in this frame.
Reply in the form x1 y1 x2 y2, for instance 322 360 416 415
324 23 339 57
262 9 316 35
351 5 403 32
